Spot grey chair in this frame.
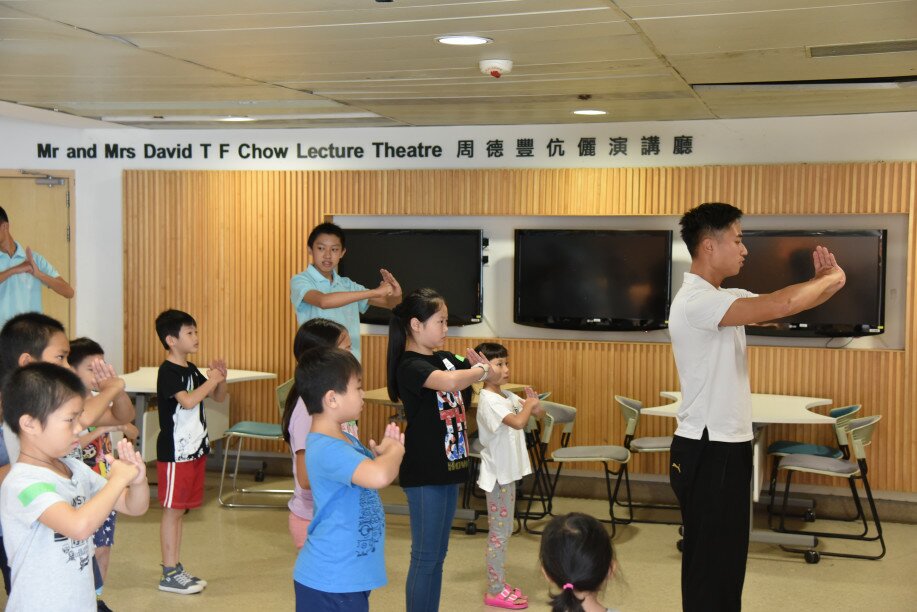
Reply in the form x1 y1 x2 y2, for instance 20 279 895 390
521 402 631 536
612 395 680 525
766 404 862 521
218 379 293 508
518 402 574 533
771 415 886 563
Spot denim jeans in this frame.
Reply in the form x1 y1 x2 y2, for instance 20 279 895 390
403 484 459 612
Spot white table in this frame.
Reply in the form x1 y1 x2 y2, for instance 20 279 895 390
121 367 276 455
643 391 833 547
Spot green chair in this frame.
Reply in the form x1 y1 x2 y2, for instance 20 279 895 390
612 395 680 525
771 415 886 563
218 379 294 508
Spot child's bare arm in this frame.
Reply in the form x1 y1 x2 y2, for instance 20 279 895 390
0 463 10 486
423 349 501 393
295 449 310 489
501 388 543 430
208 359 228 403
38 461 136 541
109 390 136 424
174 369 224 408
303 284 391 310
117 422 140 441
352 423 405 489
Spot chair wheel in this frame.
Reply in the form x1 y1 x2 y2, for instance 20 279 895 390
678 525 684 536
805 550 820 564
804 510 816 522
676 539 684 553
465 522 477 535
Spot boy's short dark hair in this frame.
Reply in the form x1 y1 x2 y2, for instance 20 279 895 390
295 347 361 416
0 312 66 386
679 202 744 257
0 206 8 225
68 337 105 368
2 362 86 434
474 342 508 361
307 222 346 249
155 309 196 350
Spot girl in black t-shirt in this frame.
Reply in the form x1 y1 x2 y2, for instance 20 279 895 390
387 288 501 612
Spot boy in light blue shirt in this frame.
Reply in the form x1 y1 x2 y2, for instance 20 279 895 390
0 206 74 328
289 223 401 362
292 347 404 612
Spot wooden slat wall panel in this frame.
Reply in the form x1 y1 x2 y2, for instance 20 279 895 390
123 163 916 490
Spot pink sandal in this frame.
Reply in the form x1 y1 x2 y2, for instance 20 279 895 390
484 585 529 609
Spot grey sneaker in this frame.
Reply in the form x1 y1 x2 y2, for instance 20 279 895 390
176 562 207 588
159 568 204 594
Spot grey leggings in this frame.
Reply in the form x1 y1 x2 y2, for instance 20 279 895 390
485 482 516 594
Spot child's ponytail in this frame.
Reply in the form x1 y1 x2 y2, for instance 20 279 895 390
540 513 616 612
386 288 445 402
549 586 586 612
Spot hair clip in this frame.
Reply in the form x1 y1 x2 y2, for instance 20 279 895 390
562 583 574 591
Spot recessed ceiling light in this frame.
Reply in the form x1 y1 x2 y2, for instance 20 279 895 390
221 116 256 122
436 35 492 46
573 109 607 116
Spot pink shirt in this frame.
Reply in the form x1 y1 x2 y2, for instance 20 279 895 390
288 398 314 519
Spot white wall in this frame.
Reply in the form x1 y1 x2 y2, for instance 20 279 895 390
0 110 915 369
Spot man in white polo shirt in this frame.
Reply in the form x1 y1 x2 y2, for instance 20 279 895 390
668 203 846 612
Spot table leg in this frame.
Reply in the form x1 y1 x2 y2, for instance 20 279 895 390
131 393 148 453
748 425 816 547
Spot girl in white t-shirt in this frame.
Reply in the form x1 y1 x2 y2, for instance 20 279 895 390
474 342 544 610
281 318 352 548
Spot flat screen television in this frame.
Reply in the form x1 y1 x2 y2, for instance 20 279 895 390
336 229 483 326
514 229 672 331
721 230 887 337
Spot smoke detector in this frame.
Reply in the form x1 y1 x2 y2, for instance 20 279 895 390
479 59 513 78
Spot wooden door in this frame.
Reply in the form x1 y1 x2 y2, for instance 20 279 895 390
0 175 72 332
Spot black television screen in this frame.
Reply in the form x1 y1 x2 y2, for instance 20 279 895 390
514 230 672 331
721 230 887 337
336 229 483 326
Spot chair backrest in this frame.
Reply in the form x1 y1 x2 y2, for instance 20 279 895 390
538 411 556 446
541 401 576 446
829 404 862 448
615 395 643 439
848 415 881 461
276 378 295 420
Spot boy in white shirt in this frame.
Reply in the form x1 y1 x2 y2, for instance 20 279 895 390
474 342 543 610
0 363 148 611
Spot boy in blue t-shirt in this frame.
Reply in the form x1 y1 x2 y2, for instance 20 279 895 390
292 346 404 612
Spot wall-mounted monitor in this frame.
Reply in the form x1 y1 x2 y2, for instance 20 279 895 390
722 230 887 337
337 229 483 326
514 229 672 331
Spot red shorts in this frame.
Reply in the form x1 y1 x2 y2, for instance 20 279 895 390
157 457 206 509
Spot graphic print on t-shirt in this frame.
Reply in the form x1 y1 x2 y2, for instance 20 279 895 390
356 488 384 557
437 390 467 463
52 494 92 571
173 375 209 462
